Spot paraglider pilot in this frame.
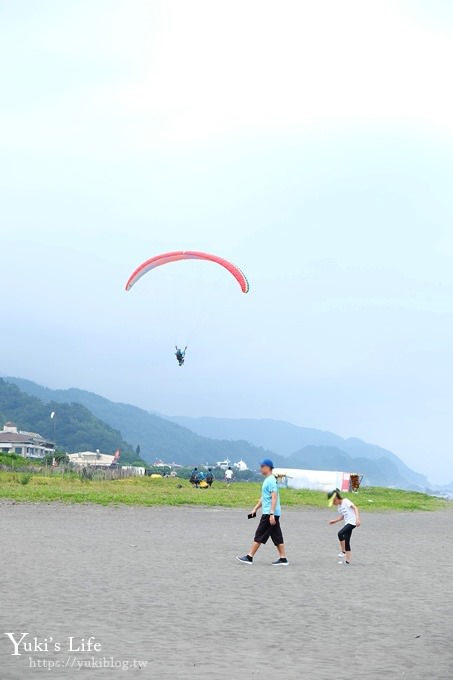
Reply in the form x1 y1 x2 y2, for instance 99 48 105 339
175 346 187 366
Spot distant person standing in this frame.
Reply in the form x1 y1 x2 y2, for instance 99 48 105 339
206 468 214 487
224 467 234 485
236 459 288 566
190 467 199 488
327 489 361 564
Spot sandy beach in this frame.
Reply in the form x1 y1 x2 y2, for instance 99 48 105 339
1 502 452 680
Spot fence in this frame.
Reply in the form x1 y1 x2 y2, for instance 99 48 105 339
0 464 146 481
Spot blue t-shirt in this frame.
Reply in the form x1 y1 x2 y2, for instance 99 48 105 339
261 474 281 516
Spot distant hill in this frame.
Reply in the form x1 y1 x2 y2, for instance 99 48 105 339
4 378 276 468
4 377 427 489
0 379 141 464
171 416 344 454
169 416 427 489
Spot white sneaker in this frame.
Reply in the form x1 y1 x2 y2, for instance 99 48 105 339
337 552 345 559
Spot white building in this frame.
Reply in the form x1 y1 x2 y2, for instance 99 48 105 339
67 451 115 468
0 422 55 459
234 459 249 471
273 467 353 492
216 459 231 470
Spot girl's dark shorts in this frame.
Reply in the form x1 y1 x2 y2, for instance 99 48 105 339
338 523 355 550
254 514 284 545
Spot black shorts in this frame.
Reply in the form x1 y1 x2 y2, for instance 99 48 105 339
254 514 284 546
338 523 355 551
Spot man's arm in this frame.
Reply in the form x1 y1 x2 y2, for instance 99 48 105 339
269 491 278 524
328 516 343 525
252 499 262 514
270 491 277 514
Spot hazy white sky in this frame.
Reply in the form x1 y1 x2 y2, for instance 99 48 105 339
1 1 453 482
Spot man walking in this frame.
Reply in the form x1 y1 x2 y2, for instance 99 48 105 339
236 459 288 566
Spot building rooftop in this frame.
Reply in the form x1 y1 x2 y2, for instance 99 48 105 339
0 424 55 447
0 432 31 444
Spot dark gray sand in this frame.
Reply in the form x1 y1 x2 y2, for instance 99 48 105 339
1 503 452 680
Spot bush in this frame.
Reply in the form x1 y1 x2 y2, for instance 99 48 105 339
18 473 32 485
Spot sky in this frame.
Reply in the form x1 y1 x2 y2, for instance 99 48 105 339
1 0 453 483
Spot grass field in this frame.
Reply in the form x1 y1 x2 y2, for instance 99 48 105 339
0 472 447 511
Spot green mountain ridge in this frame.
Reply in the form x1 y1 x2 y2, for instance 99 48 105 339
0 379 142 465
3 377 275 467
3 377 427 489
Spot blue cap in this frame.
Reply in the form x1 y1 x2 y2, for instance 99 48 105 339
260 458 274 469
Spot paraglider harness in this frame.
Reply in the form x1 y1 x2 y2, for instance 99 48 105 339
175 345 187 366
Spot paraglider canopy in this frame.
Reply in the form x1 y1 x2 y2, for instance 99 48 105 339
125 250 249 293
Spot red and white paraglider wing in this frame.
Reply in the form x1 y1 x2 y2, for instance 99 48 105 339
125 250 249 293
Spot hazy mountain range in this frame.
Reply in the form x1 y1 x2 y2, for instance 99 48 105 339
3 377 428 490
169 416 426 489
0 379 141 464
3 377 273 467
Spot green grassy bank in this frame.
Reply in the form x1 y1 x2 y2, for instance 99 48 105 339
0 472 447 511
